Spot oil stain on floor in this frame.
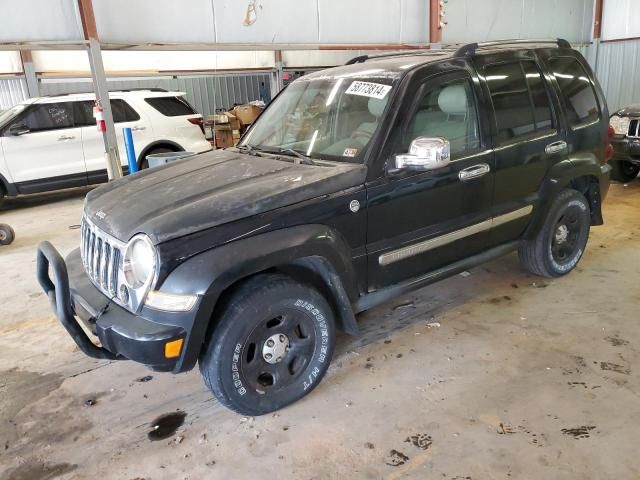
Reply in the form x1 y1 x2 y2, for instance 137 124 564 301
2 461 77 480
147 411 187 441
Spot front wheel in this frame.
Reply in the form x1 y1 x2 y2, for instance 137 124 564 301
518 189 591 278
611 160 640 182
199 274 336 416
0 223 15 245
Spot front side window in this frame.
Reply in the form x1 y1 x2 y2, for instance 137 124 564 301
401 77 480 158
19 102 74 133
549 57 599 127
241 76 394 162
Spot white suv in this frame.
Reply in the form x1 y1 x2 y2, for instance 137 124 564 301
0 89 212 200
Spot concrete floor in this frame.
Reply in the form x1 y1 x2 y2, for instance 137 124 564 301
1 180 639 480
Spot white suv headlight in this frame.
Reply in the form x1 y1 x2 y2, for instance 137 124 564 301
610 115 630 135
123 234 157 289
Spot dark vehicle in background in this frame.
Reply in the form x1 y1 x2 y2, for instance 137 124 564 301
610 105 640 181
37 39 612 415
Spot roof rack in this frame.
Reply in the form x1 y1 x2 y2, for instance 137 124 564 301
454 38 571 57
345 49 447 65
110 87 169 92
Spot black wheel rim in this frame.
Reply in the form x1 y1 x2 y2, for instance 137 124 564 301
550 206 584 264
241 308 316 394
622 161 638 177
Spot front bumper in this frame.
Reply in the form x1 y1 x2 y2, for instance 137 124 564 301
36 242 190 372
611 137 640 164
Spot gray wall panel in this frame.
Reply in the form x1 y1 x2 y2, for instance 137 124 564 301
0 78 29 109
593 40 640 113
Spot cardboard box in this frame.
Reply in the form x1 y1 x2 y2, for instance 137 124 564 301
214 128 235 148
233 104 262 125
208 114 229 124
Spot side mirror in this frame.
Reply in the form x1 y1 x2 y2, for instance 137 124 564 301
8 123 29 136
390 137 450 174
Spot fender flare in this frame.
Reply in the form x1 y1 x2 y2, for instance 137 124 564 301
524 158 606 240
161 224 360 372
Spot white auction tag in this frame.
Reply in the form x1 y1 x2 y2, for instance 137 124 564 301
345 81 392 99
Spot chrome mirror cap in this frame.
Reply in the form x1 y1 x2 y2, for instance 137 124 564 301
394 137 451 171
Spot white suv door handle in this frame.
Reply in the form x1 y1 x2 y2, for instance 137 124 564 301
57 134 75 141
459 163 491 182
131 126 146 131
545 141 567 154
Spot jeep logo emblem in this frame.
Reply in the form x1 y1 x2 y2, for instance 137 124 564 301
349 200 360 213
96 210 107 219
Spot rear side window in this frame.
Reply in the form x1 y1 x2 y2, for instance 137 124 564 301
144 96 196 116
21 102 74 132
74 99 140 126
549 57 599 127
484 61 554 143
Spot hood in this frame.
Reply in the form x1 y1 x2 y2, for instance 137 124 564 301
614 104 640 117
84 149 366 244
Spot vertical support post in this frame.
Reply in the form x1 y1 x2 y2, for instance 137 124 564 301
19 50 39 98
271 50 284 99
123 127 138 174
429 0 443 43
78 0 122 180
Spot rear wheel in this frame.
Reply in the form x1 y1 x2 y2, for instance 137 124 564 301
0 224 15 246
611 160 640 182
519 189 590 278
199 274 336 415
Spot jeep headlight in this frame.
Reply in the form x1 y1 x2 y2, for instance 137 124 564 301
123 234 157 289
610 115 630 135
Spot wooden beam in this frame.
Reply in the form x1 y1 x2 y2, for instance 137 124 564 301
593 0 604 39
430 0 442 43
77 0 99 40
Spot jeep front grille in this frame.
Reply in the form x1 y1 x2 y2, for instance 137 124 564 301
629 119 640 138
80 217 124 298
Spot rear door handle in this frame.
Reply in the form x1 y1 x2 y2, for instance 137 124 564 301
545 141 567 154
131 126 146 131
459 163 491 182
57 134 75 141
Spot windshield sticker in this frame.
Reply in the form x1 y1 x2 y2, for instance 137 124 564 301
343 148 358 157
345 81 392 99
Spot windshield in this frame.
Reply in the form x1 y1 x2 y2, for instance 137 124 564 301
0 103 28 129
241 76 394 162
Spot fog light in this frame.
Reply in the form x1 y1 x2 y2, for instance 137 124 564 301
165 338 184 359
146 290 198 312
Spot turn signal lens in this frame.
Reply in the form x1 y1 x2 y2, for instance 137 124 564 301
165 339 184 359
146 290 198 312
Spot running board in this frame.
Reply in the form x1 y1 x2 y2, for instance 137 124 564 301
354 241 519 314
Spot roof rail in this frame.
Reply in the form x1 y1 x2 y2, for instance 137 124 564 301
453 38 571 58
110 87 169 92
345 49 447 65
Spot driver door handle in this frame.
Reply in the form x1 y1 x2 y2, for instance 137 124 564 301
459 163 490 182
57 134 75 141
545 140 567 154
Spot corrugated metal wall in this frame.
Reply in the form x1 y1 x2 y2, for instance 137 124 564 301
37 73 271 118
592 39 640 113
0 77 29 109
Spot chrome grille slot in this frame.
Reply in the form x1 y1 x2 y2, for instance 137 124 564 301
629 119 640 138
79 217 126 302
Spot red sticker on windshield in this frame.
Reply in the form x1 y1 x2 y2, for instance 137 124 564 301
343 148 358 157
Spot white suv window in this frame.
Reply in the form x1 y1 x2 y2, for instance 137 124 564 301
21 102 74 132
74 99 140 127
144 96 196 116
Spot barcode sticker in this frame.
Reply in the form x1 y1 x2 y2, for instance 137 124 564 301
345 81 392 99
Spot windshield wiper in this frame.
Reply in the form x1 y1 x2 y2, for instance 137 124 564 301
237 144 261 156
278 148 316 166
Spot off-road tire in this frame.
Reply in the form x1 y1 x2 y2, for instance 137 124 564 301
0 223 15 245
610 160 640 182
199 273 336 416
518 189 590 278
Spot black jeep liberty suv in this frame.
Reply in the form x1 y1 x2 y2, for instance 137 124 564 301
37 39 612 415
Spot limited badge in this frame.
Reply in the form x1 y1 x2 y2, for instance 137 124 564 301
349 200 360 213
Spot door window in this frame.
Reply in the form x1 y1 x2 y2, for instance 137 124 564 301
144 96 196 116
549 57 599 127
484 61 554 143
402 78 480 158
74 99 141 127
19 102 74 133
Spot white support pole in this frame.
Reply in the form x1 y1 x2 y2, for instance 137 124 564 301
86 38 122 180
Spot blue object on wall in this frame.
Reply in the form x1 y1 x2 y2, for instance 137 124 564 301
123 127 138 174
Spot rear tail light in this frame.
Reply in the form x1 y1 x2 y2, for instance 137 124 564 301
188 117 205 135
605 124 614 162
